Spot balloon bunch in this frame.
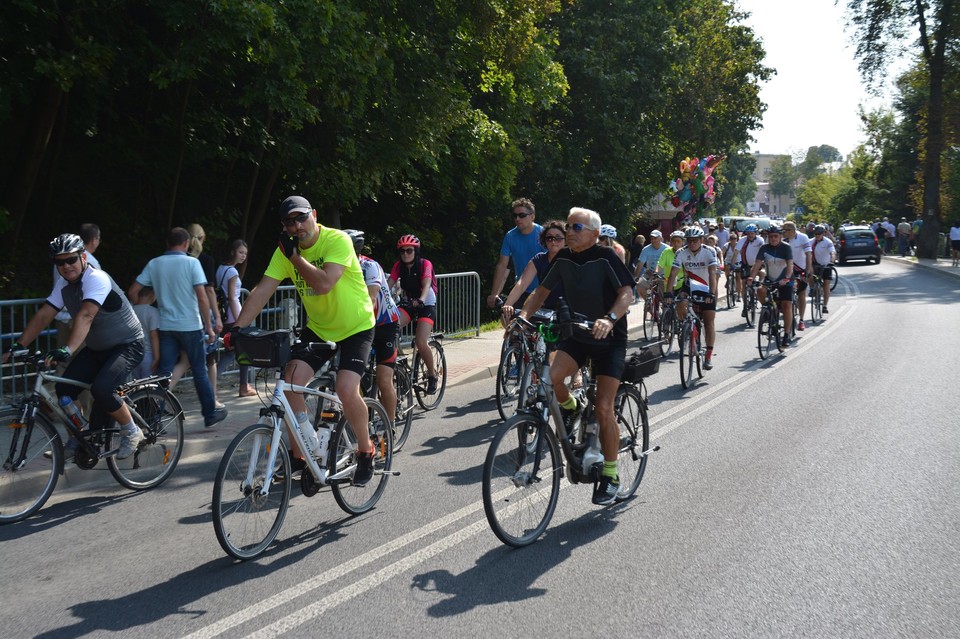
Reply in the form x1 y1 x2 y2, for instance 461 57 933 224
667 154 724 222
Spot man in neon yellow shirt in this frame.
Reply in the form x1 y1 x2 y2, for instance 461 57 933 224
233 196 377 485
657 231 686 293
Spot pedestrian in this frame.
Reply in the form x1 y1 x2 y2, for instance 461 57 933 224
950 220 960 267
186 223 224 404
217 239 254 397
897 217 911 257
131 287 160 379
128 227 227 428
714 220 730 250
486 198 543 310
627 231 646 275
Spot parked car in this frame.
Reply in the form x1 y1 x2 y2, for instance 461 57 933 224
722 215 773 233
836 225 882 264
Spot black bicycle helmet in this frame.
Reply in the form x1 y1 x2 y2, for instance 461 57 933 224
49 233 85 258
344 229 365 253
684 226 705 239
767 224 782 235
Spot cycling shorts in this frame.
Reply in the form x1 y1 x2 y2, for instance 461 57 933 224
398 302 436 326
557 338 627 381
813 263 833 280
763 279 794 301
679 283 716 312
372 322 399 368
291 326 374 377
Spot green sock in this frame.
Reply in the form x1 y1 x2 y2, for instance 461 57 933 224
559 395 578 411
602 461 618 480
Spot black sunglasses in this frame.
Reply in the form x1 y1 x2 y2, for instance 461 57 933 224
54 255 81 267
282 212 310 227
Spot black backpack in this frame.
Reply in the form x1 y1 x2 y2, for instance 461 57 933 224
216 268 231 321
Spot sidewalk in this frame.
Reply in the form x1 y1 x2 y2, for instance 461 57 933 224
884 254 960 280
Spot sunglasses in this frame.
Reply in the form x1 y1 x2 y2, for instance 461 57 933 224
282 212 310 227
513 211 531 219
544 235 564 243
399 247 415 254
54 255 81 267
565 223 587 233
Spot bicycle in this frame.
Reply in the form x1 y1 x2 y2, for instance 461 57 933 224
672 292 710 389
658 296 680 357
822 263 839 291
755 280 785 360
481 312 661 547
808 272 824 324
640 273 664 342
212 328 395 560
1 349 184 524
741 270 758 328
408 332 446 411
724 267 740 309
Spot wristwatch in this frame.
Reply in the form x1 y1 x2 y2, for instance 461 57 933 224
606 312 618 323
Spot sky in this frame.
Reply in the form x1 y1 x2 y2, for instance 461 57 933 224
735 0 906 161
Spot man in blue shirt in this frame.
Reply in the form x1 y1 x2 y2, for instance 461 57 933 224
486 198 544 309
128 227 227 427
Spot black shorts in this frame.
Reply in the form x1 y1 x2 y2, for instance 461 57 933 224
372 322 400 368
951 240 960 251
739 264 753 278
763 280 794 301
398 303 436 326
813 264 833 280
557 338 627 381
679 284 716 312
291 326 374 377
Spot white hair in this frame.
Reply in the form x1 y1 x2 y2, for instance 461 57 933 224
569 207 601 230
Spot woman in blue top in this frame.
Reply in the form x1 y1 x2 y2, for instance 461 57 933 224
501 220 566 319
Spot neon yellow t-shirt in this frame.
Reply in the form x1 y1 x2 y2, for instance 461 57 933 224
658 247 685 290
264 226 375 342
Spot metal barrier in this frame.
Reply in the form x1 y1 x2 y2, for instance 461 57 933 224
0 272 481 402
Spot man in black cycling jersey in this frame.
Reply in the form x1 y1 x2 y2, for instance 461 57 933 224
747 225 795 347
516 207 635 506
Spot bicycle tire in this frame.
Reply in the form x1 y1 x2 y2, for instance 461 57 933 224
757 307 772 360
482 414 561 548
613 385 650 501
810 284 823 323
694 324 704 379
331 398 393 515
212 423 291 560
391 365 415 452
744 287 757 328
495 345 523 420
725 278 735 309
826 265 839 291
107 385 184 490
642 297 658 341
413 339 446 410
679 323 692 389
0 409 61 524
659 306 677 357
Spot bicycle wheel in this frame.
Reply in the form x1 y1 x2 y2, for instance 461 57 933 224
659 306 677 357
810 284 823 323
613 385 650 501
414 339 446 410
694 324 704 379
679 323 693 389
495 344 523 420
774 312 785 353
744 287 757 328
757 308 772 360
481 414 561 548
391 365 415 452
642 296 658 341
212 424 291 560
725 278 735 309
331 398 393 515
0 409 60 524
108 385 184 490
827 265 839 291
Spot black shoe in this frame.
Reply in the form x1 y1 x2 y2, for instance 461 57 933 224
781 335 790 348
559 399 582 435
273 453 305 483
741 307 748 318
426 376 438 395
205 407 228 428
353 450 375 486
592 475 621 505
822 305 829 313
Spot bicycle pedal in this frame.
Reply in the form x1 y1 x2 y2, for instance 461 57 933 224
375 470 401 476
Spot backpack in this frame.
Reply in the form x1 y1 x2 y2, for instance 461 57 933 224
216 267 231 322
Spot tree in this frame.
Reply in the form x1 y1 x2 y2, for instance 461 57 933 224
845 0 959 257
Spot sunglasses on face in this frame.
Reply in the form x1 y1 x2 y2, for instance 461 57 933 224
565 223 587 233
54 255 81 267
513 211 531 219
399 247 415 254
544 235 564 243
282 212 310 227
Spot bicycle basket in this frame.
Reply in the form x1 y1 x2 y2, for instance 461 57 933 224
622 345 660 382
234 328 291 368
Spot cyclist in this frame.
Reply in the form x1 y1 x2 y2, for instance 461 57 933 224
657 230 686 297
747 224 795 347
389 234 440 395
516 208 635 506
487 198 542 310
722 231 740 301
782 221 812 331
501 220 566 317
346 230 401 426
734 223 765 314
599 224 627 264
230 196 378 484
664 226 719 369
810 224 837 313
3 234 145 459
632 230 666 306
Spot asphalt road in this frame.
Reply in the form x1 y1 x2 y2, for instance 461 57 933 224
2 259 959 638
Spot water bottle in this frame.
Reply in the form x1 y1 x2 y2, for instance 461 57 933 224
314 425 332 465
59 396 87 430
296 415 321 460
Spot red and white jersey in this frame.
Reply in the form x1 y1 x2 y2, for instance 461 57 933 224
673 246 718 294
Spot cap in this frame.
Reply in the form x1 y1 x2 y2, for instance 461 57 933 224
279 196 312 220
650 230 663 238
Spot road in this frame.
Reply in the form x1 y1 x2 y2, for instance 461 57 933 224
2 259 959 638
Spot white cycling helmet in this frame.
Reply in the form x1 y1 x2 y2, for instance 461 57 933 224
599 224 617 239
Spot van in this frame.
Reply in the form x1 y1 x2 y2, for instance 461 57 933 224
721 215 773 232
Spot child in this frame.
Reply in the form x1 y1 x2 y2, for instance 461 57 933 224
131 287 160 379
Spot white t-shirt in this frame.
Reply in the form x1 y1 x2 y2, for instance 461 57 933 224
950 226 960 241
785 232 812 270
734 236 765 266
811 236 836 266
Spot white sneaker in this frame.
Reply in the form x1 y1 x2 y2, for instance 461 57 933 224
116 427 143 460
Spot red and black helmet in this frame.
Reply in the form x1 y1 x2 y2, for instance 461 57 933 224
397 234 421 249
